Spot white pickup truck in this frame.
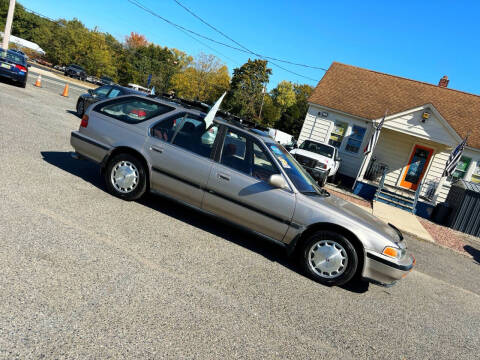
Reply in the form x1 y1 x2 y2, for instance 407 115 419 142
290 140 341 185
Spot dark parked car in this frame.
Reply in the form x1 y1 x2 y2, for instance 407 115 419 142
99 76 115 86
76 84 145 116
0 48 29 88
65 64 86 80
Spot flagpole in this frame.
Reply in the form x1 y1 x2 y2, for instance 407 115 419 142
433 135 469 203
352 110 387 191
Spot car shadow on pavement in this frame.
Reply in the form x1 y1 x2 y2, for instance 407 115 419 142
41 150 370 294
464 245 480 264
66 110 81 118
41 151 105 190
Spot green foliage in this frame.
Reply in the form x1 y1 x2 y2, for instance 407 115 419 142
170 53 230 103
225 59 272 122
274 83 314 137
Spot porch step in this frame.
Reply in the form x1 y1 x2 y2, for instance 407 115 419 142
379 188 415 205
375 197 415 212
380 186 416 200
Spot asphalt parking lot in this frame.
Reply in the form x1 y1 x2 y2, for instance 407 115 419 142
1 75 480 359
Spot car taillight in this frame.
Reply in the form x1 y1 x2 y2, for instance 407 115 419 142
15 64 27 72
80 115 89 128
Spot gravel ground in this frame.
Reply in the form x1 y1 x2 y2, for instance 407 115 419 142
1 76 480 359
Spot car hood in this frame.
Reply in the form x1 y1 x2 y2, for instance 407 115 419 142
305 193 400 243
291 148 333 165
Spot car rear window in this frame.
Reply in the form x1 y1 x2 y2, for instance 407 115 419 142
94 96 174 123
0 49 25 64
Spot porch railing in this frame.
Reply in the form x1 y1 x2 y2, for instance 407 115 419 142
364 159 389 183
373 167 388 202
420 179 440 202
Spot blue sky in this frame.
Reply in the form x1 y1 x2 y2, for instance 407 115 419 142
18 0 480 93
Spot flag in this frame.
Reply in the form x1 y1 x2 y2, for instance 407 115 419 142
364 114 386 155
443 137 468 177
204 92 226 128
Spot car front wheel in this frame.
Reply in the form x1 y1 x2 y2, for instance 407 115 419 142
105 153 147 201
300 230 358 286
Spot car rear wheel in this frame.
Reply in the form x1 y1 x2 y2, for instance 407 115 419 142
76 99 85 116
300 230 358 286
105 153 147 201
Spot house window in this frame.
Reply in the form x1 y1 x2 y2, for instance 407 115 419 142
345 126 366 153
471 162 480 184
449 156 471 182
328 121 348 148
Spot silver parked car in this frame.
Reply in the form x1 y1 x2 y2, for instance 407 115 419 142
70 95 414 287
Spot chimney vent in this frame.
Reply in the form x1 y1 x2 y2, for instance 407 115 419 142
438 75 449 88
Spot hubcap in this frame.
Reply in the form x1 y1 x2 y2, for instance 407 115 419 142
110 161 139 193
308 240 348 279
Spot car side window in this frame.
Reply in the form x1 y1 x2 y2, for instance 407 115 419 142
220 130 250 175
172 116 219 158
95 96 174 123
94 86 111 97
252 142 280 182
107 88 121 98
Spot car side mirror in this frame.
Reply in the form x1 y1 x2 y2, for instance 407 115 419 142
269 174 287 189
335 155 341 161
88 89 96 97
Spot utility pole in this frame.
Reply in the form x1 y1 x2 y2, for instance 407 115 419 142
2 0 16 50
258 85 266 120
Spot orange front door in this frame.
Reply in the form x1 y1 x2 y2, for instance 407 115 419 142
400 145 434 190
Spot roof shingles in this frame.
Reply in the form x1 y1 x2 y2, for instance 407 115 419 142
308 62 480 148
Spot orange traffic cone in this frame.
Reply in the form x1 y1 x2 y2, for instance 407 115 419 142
61 83 69 97
34 74 42 87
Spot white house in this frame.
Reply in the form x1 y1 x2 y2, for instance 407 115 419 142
298 62 480 217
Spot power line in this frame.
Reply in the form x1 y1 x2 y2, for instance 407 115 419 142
127 0 321 82
172 0 328 71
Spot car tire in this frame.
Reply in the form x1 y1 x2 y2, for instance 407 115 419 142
76 99 85 117
20 80 26 88
104 153 147 201
300 230 358 286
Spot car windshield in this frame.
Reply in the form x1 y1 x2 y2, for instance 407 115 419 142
0 49 25 64
267 143 325 195
300 140 334 158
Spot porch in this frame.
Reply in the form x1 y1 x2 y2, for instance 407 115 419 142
353 128 452 217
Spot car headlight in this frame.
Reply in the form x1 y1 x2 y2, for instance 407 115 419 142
383 246 406 259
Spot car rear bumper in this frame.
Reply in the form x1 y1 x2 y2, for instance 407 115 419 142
362 251 415 286
0 67 26 82
70 131 110 164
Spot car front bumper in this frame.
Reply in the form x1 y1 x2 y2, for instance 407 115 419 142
362 251 415 286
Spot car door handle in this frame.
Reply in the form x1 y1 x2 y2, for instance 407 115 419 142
217 173 230 181
150 146 163 154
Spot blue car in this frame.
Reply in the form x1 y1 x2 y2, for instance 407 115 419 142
0 48 29 88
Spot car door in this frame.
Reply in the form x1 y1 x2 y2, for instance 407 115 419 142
144 112 221 208
202 127 296 242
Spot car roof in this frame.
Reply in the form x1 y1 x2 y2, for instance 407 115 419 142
107 94 275 143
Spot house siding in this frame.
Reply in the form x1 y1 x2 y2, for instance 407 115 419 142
299 105 372 178
371 129 451 202
383 108 458 146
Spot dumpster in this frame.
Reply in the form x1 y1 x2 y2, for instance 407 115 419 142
445 180 480 237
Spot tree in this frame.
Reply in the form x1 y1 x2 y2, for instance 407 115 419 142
271 80 296 111
275 83 313 137
225 59 272 122
125 32 148 49
170 53 230 103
